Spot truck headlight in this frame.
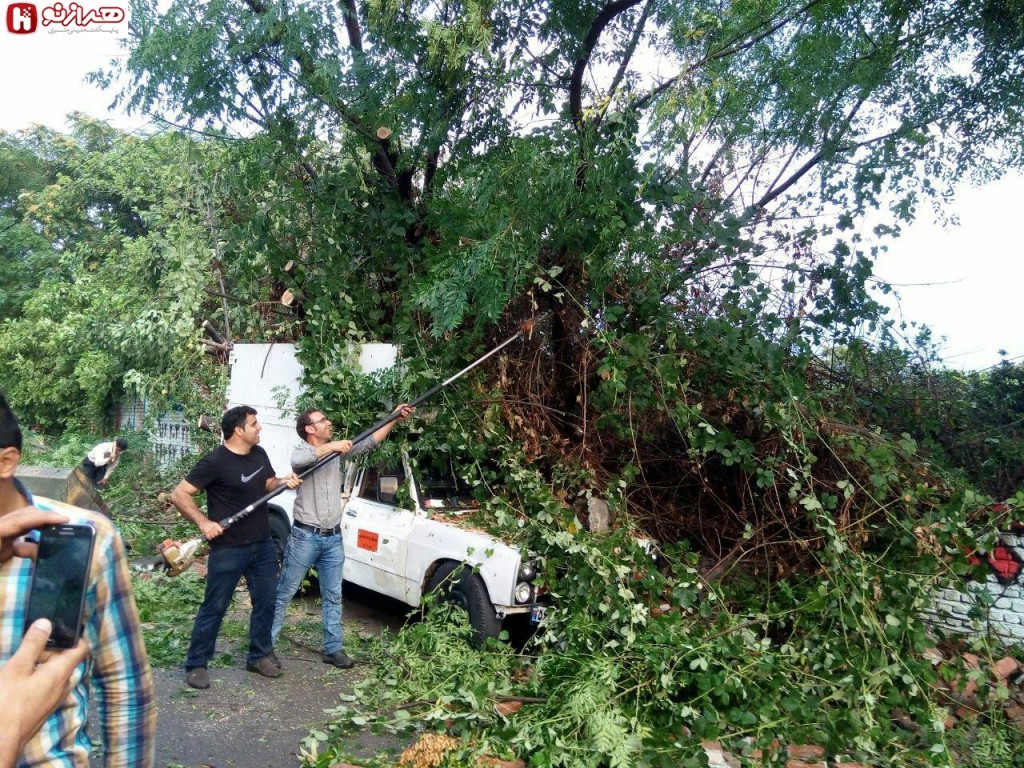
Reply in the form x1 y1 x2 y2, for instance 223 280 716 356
518 561 537 582
514 582 534 604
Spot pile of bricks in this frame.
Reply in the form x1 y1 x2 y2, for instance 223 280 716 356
701 741 869 768
928 649 1024 732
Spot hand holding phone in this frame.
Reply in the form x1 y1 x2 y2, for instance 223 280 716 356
1 618 89 766
24 524 96 649
0 507 69 565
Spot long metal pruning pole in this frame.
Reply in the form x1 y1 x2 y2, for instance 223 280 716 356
214 317 541 531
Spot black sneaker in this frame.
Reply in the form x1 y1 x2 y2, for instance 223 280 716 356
322 650 355 669
185 667 210 689
246 656 283 678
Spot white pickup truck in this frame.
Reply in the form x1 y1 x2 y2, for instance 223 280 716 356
225 343 542 641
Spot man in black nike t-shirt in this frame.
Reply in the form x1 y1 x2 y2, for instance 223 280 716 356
170 405 300 690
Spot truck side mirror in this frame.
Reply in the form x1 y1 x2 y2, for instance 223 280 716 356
377 475 400 504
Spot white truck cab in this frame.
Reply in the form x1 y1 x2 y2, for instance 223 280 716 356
225 343 542 641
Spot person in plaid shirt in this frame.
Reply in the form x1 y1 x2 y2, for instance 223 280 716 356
0 508 90 768
0 392 155 767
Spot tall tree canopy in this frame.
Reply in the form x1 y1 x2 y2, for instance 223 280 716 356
105 0 1024 536
0 120 231 427
111 0 1024 357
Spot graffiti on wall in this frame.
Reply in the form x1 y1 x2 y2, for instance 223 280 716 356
152 414 193 467
926 525 1024 646
119 396 195 468
969 535 1024 586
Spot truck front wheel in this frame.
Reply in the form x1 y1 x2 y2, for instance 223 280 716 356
426 560 501 646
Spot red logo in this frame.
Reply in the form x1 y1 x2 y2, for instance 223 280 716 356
6 3 38 33
41 3 126 29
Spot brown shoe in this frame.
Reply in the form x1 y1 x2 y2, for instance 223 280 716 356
268 650 282 669
246 655 283 678
185 667 210 689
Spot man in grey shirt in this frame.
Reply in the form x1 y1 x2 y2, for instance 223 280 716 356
271 403 412 668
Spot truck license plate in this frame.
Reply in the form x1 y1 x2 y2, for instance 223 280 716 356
530 605 546 624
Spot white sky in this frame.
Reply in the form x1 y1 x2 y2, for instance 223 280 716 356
0 16 142 133
869 174 1024 371
2 18 1021 372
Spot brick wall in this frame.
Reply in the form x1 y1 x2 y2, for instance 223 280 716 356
925 531 1024 644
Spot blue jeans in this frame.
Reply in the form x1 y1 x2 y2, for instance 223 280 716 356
185 538 278 669
271 526 345 653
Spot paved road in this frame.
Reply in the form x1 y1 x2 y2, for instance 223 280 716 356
150 586 410 768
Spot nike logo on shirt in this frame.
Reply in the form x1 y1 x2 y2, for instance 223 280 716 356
240 467 264 483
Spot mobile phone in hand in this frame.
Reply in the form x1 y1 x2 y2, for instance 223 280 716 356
24 524 96 649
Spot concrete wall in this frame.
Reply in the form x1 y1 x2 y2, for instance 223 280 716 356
16 465 108 514
15 465 74 502
925 531 1024 645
